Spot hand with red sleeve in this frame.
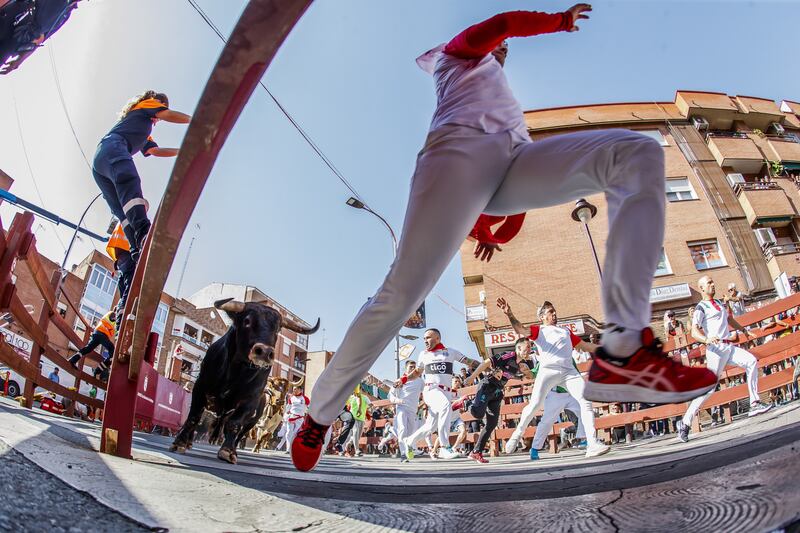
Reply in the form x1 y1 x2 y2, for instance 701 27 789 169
470 214 525 262
444 4 591 60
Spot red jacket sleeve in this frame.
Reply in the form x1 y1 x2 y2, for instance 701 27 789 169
445 10 574 59
469 214 526 245
529 325 540 341
569 331 582 347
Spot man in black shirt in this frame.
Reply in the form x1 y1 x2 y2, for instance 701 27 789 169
464 337 533 463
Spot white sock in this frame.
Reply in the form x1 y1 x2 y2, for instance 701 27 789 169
602 327 641 358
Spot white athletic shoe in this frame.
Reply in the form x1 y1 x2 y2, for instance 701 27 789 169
748 402 774 417
504 432 522 455
438 447 460 460
584 442 611 458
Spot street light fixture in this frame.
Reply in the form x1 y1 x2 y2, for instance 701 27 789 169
571 198 602 281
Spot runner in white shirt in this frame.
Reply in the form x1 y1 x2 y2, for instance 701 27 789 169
400 328 478 460
285 386 309 451
499 298 610 458
389 359 425 462
677 276 773 442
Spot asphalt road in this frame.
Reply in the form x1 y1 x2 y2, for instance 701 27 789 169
0 440 152 533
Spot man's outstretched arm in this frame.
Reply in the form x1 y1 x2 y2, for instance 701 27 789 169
444 4 590 59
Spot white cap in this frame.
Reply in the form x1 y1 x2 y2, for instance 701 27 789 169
727 282 736 289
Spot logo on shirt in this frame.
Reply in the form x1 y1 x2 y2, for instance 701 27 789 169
426 361 453 375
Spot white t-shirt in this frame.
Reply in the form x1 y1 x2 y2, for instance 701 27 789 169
285 393 309 421
417 46 530 143
692 299 731 341
529 325 582 369
389 379 424 410
418 345 470 387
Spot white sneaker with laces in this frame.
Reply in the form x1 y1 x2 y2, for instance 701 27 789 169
584 442 611 458
504 432 522 455
748 402 774 417
438 447 460 460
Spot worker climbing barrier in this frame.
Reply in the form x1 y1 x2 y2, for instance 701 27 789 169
0 210 191 430
101 0 314 458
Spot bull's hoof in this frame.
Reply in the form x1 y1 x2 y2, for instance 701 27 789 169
218 447 238 464
170 443 187 454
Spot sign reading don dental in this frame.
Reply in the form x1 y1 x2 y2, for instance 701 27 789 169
650 283 691 304
484 319 586 348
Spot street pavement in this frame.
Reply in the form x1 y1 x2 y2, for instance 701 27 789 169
0 396 799 532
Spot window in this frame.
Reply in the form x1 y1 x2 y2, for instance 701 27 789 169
666 178 697 202
151 302 169 335
56 302 68 318
688 239 727 270
655 249 672 277
79 304 104 327
636 129 669 146
293 355 306 372
282 341 291 356
88 265 116 296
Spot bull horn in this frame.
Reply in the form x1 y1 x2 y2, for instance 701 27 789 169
291 375 305 387
283 317 320 336
214 298 245 313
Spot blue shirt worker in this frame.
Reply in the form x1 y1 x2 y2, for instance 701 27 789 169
92 91 190 260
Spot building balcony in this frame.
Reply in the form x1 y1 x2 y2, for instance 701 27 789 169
707 133 765 174
735 182 797 227
764 242 800 280
766 136 800 164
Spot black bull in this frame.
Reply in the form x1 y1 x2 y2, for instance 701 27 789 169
170 298 319 464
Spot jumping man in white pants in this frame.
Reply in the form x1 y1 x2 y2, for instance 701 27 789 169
500 299 609 458
529 385 585 460
676 276 773 442
401 329 478 461
389 359 425 462
292 4 715 472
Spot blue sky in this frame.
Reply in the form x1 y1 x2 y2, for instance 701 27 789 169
1 1 798 380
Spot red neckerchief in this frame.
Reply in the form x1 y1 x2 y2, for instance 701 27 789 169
708 298 721 312
430 343 446 352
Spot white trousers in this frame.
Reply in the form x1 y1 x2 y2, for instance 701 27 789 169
405 387 452 449
378 425 398 451
682 343 759 425
310 126 665 424
530 389 585 450
394 406 416 455
285 417 303 449
346 420 365 452
513 366 600 446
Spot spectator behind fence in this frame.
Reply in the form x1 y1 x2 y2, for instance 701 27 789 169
663 310 685 337
724 283 746 317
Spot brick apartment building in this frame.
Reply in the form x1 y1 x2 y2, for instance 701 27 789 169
462 90 800 356
188 283 312 386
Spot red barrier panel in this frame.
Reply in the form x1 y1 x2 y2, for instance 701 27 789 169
135 363 159 423
153 377 188 430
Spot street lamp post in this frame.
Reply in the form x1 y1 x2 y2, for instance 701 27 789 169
346 197 413 379
54 192 105 300
571 198 602 281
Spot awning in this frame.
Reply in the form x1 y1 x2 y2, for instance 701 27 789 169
782 162 800 171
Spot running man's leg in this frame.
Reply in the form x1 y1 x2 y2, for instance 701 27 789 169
682 346 729 426
506 367 564 451
564 396 585 440
309 129 512 425
395 408 411 456
487 130 665 355
428 390 453 448
729 346 760 404
405 410 436 451
530 390 570 451
562 371 601 446
473 395 503 453
77 332 105 356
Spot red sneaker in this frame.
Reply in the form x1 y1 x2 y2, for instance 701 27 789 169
468 451 489 464
290 414 329 472
585 328 717 404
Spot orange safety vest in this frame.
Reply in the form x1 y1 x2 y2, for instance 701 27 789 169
105 223 130 262
95 312 116 339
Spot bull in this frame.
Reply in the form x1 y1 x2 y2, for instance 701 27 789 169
251 375 304 453
170 298 319 464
